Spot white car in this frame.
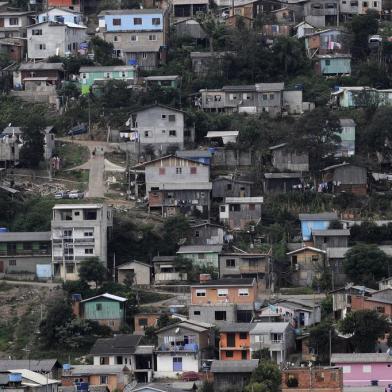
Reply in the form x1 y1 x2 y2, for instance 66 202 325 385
69 190 83 199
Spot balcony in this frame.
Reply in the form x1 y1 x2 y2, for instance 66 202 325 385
239 266 266 273
157 343 199 352
0 250 51 257
73 238 95 244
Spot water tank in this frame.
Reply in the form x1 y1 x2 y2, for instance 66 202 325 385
9 373 22 382
0 228 9 233
63 364 71 371
128 59 137 65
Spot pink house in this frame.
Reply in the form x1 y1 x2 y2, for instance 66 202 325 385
331 353 392 387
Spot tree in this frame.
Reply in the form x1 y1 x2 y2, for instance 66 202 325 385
19 112 46 168
161 215 191 254
39 297 73 346
157 314 177 329
245 360 280 392
90 36 124 66
309 320 337 363
289 107 342 175
338 310 389 352
78 257 108 287
343 244 391 287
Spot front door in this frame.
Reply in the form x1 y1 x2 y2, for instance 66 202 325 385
173 357 182 372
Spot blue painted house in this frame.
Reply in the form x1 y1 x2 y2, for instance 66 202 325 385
316 54 351 76
98 9 168 70
298 212 338 241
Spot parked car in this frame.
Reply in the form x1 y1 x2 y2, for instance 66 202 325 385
54 191 69 199
67 123 87 136
69 190 84 199
181 372 200 381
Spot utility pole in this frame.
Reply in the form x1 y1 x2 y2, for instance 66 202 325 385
329 328 332 366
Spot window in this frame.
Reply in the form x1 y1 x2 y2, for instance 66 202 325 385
161 114 167 119
96 303 102 311
173 357 182 372
220 205 226 212
193 310 201 315
363 365 372 373
238 288 249 296
66 264 74 273
113 18 121 26
215 311 227 321
311 255 319 262
113 35 118 42
104 72 111 78
195 230 200 238
325 59 331 66
159 167 165 175
152 17 161 25
217 289 228 297
74 211 80 216
225 351 233 358
85 248 93 255
144 131 150 137
100 376 108 384
32 29 42 35
9 260 16 266
269 93 274 100
169 130 177 137
243 93 251 100
227 183 232 191
376 306 385 313
196 289 206 297
239 332 247 339
9 18 18 25
131 35 138 41
37 44 46 50
363 1 368 5
373 1 378 5
169 114 176 122
134 17 142 24
176 167 182 174
84 231 93 237
263 94 268 100
142 53 147 59
241 350 247 360
226 259 235 268
149 34 157 41
84 210 97 220
100 357 109 365
343 366 351 373
138 318 148 326
190 167 197 174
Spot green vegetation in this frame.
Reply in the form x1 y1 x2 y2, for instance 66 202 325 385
245 360 281 392
55 142 90 169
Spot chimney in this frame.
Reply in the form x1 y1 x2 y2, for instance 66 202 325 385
199 274 211 284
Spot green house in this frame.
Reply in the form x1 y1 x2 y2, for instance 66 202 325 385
80 292 127 331
79 65 137 95
176 244 222 268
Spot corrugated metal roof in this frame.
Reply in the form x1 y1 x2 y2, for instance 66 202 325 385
298 212 338 221
339 118 356 127
176 150 212 158
98 9 164 15
81 293 127 303
117 260 151 269
312 229 350 236
90 335 144 355
225 197 263 203
149 182 212 190
177 244 222 253
152 256 177 263
9 369 59 385
0 359 59 373
327 247 349 259
206 131 239 138
211 359 259 373
264 173 302 179
67 365 131 376
286 246 326 255
321 162 365 171
0 232 51 242
19 62 63 71
191 278 255 287
269 143 287 150
250 322 291 334
331 353 392 363
255 82 284 91
145 75 180 81
218 322 254 332
222 85 256 92
53 204 103 209
79 65 136 73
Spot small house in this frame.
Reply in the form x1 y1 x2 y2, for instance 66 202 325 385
295 21 315 38
36 7 84 25
218 323 253 361
263 173 303 193
331 353 392 388
117 260 151 286
190 51 231 76
0 360 62 380
304 29 345 57
172 18 208 43
336 118 355 157
171 0 209 22
219 197 263 230
311 229 350 249
281 367 343 392
189 222 225 245
155 319 214 378
79 65 137 95
286 246 327 287
189 277 257 324
315 54 351 76
16 62 64 88
89 334 154 383
153 256 187 283
320 162 367 195
269 143 309 172
250 322 295 363
212 176 253 201
4 369 60 392
76 293 127 331
326 247 349 287
176 244 222 269
299 212 339 241
145 75 181 90
211 360 259 392
61 365 131 392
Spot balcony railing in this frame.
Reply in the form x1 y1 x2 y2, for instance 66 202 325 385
157 343 199 352
0 250 51 256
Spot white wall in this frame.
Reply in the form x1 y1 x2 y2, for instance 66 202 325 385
156 354 199 378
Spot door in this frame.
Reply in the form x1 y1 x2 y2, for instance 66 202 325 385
0 18 4 28
173 357 182 372
0 260 3 273
227 333 236 347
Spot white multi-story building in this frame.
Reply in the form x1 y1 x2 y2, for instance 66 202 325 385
51 203 113 281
